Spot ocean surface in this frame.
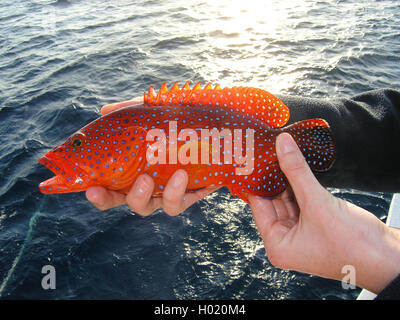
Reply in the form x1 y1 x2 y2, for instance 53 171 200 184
0 0 399 300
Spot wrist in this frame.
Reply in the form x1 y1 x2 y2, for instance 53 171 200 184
355 223 400 293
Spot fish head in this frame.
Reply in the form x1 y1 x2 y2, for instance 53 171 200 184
38 112 148 194
38 132 90 193
39 130 97 193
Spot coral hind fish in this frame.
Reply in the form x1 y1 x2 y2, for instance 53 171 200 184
38 82 335 203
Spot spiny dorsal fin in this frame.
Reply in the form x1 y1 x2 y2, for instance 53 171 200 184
143 82 290 128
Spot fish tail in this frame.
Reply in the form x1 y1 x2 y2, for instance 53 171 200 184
283 119 335 172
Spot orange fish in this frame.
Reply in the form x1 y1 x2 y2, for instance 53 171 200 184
38 82 335 203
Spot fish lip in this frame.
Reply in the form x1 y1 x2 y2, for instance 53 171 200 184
39 151 70 178
38 151 89 193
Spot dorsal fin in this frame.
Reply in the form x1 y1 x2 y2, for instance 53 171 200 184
143 82 290 128
182 81 191 91
159 82 168 95
170 81 179 92
192 82 202 91
203 83 212 91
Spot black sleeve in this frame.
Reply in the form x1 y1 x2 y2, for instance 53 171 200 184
375 273 400 300
277 89 400 193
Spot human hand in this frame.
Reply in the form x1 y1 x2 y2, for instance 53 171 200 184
86 97 219 216
249 132 400 294
86 169 219 216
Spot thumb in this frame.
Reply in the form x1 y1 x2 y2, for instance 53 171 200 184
276 132 325 207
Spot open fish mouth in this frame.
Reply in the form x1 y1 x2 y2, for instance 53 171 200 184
38 152 89 194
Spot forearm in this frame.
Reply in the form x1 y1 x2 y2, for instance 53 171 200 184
355 223 400 293
324 201 400 294
278 89 400 192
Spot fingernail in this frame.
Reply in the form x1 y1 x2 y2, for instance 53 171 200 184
171 170 186 188
133 175 150 196
277 133 297 155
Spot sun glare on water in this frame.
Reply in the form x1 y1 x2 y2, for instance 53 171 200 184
190 0 310 93
201 0 293 37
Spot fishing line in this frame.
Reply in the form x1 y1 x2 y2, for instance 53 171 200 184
0 196 46 298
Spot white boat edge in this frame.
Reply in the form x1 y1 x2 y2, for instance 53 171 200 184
356 193 400 300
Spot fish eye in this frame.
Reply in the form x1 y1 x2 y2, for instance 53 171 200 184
72 138 82 147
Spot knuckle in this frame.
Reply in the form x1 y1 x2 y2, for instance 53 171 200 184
163 190 181 205
126 197 146 215
93 203 109 211
163 208 179 216
162 203 183 216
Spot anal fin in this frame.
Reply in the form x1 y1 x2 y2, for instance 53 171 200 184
227 162 288 203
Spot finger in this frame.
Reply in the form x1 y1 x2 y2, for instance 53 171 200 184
86 186 126 211
162 169 188 216
101 96 144 115
276 133 325 207
284 198 300 220
279 188 300 220
279 187 295 203
126 174 160 216
249 194 296 249
271 198 291 221
248 194 278 240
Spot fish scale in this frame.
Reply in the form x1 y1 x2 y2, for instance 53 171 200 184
38 82 335 203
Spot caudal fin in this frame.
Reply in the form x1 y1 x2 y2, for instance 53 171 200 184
284 119 335 172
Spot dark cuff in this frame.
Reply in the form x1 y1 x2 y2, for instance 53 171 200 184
277 89 400 193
